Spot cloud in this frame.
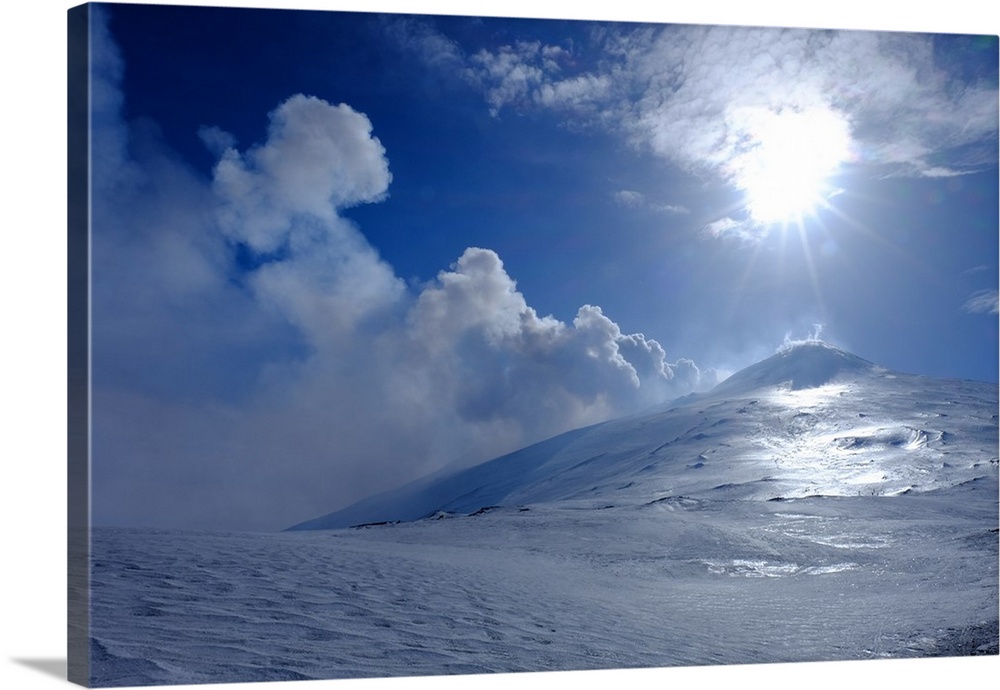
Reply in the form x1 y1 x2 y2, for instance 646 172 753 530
653 203 690 215
383 16 467 73
389 19 611 118
534 72 612 110
466 37 614 118
405 21 997 183
89 5 130 193
405 248 703 439
618 27 996 180
212 95 392 253
919 166 978 178
613 190 689 214
780 324 827 351
702 216 763 244
613 190 644 207
197 125 236 157
90 10 713 532
963 289 999 315
469 42 553 116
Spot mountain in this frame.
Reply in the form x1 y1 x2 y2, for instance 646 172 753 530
88 341 998 685
707 340 879 395
288 341 998 530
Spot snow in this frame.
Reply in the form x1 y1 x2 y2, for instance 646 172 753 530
288 342 997 529
88 485 998 685
86 342 999 686
710 340 880 394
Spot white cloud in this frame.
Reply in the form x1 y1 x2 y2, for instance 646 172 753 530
197 125 236 157
405 249 702 437
613 190 689 214
613 189 644 207
618 26 997 180
212 95 392 253
702 216 763 244
469 42 551 115
780 324 827 351
90 13 715 532
652 203 690 215
384 16 466 72
409 21 997 184
963 289 999 315
534 72 612 109
918 166 976 179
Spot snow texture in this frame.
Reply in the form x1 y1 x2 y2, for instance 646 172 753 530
289 342 995 529
87 342 999 686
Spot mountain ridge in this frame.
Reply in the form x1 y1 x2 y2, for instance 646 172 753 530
707 340 881 396
287 341 998 531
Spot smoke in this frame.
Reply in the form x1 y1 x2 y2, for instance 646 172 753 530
89 8 712 532
780 323 826 351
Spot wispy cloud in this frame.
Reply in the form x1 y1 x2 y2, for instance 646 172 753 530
398 21 997 183
653 203 690 215
702 216 762 244
919 166 980 179
383 16 467 73
612 189 644 207
963 289 999 315
613 189 689 214
780 324 826 351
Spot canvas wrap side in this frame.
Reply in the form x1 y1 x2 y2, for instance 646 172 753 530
67 4 92 687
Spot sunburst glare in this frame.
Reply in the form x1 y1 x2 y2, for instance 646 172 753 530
729 106 853 226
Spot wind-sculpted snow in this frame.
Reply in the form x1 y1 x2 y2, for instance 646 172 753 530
90 484 998 685
87 343 998 685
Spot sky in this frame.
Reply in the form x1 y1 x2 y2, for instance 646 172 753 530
83 1 999 532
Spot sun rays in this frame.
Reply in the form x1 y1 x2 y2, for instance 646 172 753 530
702 103 858 258
730 106 854 227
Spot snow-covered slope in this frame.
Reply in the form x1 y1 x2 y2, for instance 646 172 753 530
88 342 998 685
707 340 879 395
288 342 999 530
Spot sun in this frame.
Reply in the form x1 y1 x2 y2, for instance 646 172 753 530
730 106 852 226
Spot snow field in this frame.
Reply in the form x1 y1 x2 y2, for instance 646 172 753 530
90 479 998 685
87 344 998 685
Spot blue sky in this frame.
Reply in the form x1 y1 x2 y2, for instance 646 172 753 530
85 2 998 531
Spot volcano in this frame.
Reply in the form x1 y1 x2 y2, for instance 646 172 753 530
289 341 998 531
88 343 999 685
